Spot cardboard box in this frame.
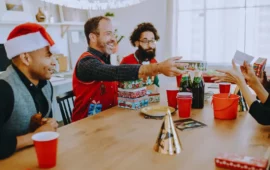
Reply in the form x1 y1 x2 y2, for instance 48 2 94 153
57 56 68 72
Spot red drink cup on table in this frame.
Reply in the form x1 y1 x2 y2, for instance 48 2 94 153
32 132 59 169
176 74 182 87
219 83 231 93
166 89 179 109
177 92 192 118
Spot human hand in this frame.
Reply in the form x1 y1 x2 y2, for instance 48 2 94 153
158 56 187 77
211 60 245 85
34 118 58 134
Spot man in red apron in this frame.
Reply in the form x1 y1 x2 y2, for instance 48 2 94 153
72 16 184 122
121 23 160 87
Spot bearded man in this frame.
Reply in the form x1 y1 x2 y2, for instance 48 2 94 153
121 23 160 87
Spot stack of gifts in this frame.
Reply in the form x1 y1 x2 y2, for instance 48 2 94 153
253 57 267 78
118 79 149 110
147 77 160 103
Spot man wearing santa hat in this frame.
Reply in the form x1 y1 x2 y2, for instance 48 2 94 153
0 23 58 159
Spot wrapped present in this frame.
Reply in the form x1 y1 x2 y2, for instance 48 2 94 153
118 87 147 99
88 101 102 116
177 60 207 71
253 58 267 78
118 96 149 110
118 80 144 89
144 76 154 86
149 93 160 103
215 153 268 170
118 77 154 89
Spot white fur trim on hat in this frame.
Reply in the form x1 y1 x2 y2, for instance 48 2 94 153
49 44 60 55
4 32 53 59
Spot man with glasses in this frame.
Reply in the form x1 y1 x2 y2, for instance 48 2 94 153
72 16 184 122
121 23 160 87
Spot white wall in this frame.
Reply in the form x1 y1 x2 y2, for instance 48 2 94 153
89 0 167 62
0 0 168 64
0 0 83 58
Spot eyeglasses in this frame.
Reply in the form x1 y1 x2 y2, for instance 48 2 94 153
139 39 157 45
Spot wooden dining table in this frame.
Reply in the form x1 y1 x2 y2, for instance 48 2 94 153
1 77 270 170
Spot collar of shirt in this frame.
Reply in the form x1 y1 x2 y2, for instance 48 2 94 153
87 47 111 64
12 63 47 89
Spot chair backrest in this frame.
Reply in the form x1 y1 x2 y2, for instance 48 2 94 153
56 91 75 125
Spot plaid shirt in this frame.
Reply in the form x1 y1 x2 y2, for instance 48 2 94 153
76 47 141 82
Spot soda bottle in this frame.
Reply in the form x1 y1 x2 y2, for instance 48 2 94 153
179 73 192 93
192 71 204 108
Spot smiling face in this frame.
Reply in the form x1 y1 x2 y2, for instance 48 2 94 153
90 19 116 55
26 46 56 80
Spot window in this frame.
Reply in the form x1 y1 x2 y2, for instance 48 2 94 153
176 0 270 66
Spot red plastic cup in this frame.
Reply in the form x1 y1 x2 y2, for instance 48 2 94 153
166 89 179 109
177 92 192 118
32 132 59 169
219 83 231 93
176 74 182 87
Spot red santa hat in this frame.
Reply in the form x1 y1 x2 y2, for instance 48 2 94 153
4 22 59 59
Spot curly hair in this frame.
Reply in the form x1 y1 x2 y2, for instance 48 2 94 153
130 22 160 47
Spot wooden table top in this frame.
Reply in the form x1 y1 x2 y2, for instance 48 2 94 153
1 81 270 170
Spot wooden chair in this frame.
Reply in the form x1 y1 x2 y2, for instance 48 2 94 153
56 91 75 125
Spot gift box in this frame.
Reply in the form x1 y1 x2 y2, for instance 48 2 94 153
144 76 154 86
88 103 102 116
215 153 268 170
118 87 147 99
118 80 144 89
149 93 160 103
253 58 267 78
177 60 207 71
118 96 149 110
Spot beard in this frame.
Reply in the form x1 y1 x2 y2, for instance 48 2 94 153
97 38 115 55
137 45 156 62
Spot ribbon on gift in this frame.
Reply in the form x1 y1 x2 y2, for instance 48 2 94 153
92 100 100 104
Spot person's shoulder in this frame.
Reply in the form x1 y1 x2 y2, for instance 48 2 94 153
120 54 136 64
78 55 101 64
122 53 134 60
151 58 158 63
